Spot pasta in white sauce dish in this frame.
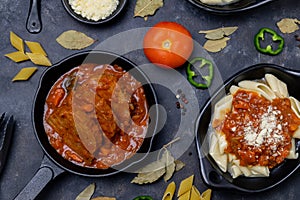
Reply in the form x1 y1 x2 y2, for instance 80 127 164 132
199 0 240 6
209 74 300 178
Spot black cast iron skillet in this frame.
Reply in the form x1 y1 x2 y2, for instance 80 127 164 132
187 0 276 14
195 64 300 192
14 51 159 199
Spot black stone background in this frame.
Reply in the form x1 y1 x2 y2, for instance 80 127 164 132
0 0 300 199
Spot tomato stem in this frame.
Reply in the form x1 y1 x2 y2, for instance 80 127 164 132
162 39 172 50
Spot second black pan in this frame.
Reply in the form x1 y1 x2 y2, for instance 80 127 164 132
195 64 300 192
14 50 159 199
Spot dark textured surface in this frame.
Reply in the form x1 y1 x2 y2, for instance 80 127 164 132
0 0 300 199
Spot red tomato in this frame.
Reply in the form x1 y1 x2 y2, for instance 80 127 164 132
143 21 194 68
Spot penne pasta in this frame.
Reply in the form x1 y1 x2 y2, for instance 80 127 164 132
25 41 47 56
26 53 52 66
162 181 176 200
12 67 38 81
190 186 201 200
10 31 24 52
5 51 29 63
177 175 194 198
201 189 212 200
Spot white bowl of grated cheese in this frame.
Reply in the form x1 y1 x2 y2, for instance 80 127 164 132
62 0 127 24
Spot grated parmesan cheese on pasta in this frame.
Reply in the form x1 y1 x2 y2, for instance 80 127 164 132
68 0 119 21
243 105 284 150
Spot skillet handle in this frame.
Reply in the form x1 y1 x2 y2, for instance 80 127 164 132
14 156 64 200
26 0 42 33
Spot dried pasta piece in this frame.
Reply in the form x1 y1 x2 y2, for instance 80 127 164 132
25 41 47 56
177 175 194 197
26 53 52 66
265 74 288 98
162 181 176 200
190 185 201 200
201 189 212 200
12 67 37 81
10 31 24 52
75 183 95 200
178 190 190 200
5 51 29 62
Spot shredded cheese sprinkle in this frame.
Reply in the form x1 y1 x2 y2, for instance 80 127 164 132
243 105 283 149
68 0 119 21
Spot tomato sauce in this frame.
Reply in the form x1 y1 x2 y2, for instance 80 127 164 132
44 63 149 169
219 90 300 169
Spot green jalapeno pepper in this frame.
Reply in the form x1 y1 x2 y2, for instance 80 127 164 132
133 195 153 200
186 57 214 89
254 28 284 55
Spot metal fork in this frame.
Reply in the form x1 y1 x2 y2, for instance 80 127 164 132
0 112 14 175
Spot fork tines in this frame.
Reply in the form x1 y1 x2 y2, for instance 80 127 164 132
0 112 15 174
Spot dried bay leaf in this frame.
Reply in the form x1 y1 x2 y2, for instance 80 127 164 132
163 150 175 182
203 37 230 53
131 160 166 184
199 26 238 40
5 51 29 62
222 26 238 36
277 18 300 34
174 160 185 171
56 30 95 50
134 0 164 18
12 67 37 81
75 183 95 200
205 29 225 40
131 149 181 184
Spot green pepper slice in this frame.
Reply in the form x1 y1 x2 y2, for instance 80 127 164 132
254 28 284 55
186 57 214 89
133 195 153 200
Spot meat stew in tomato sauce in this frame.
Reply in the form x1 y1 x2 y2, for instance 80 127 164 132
43 63 149 169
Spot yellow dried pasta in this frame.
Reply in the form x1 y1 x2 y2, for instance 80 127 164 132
10 31 24 52
12 67 37 81
5 51 29 62
190 186 201 200
25 41 47 56
201 189 212 200
178 190 190 200
162 181 176 200
177 175 194 197
26 53 52 66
